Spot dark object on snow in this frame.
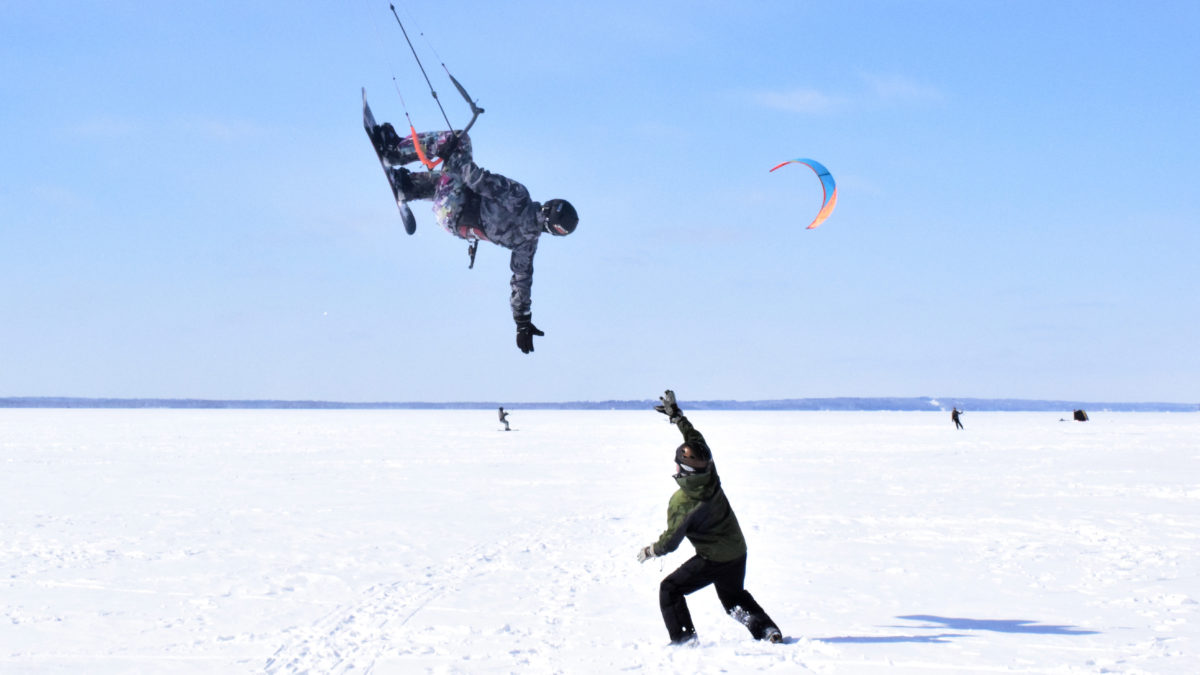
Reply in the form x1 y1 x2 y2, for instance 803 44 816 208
1073 409 1089 422
951 407 963 430
498 406 510 431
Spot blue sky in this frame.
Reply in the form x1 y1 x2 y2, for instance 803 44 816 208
2 1 1197 402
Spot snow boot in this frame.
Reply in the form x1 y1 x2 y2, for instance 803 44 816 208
372 123 406 165
387 166 439 203
393 166 415 200
670 632 697 646
728 604 782 641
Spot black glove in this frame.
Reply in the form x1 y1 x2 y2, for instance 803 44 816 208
438 134 472 174
654 390 683 422
436 133 461 162
516 315 544 354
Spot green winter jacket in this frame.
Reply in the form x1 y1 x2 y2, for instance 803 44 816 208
652 417 748 563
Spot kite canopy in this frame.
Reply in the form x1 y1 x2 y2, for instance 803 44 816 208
769 158 838 229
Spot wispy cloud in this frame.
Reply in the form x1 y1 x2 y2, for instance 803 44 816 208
754 74 944 114
30 183 85 208
67 116 264 141
862 74 945 104
177 117 264 141
69 117 141 138
753 88 846 114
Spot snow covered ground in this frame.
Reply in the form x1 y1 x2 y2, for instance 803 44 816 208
2 409 1198 673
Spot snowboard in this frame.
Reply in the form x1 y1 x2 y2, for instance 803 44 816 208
362 88 417 235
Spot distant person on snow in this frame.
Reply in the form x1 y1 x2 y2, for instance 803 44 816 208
636 390 783 645
369 123 578 354
951 407 964 430
498 406 510 431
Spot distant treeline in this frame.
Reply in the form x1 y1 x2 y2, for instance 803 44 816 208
1 397 1196 412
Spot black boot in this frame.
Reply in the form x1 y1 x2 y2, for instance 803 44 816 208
728 603 781 641
373 123 405 164
372 122 399 147
670 630 697 646
392 167 415 200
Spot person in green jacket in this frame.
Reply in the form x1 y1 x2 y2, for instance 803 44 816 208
636 390 783 645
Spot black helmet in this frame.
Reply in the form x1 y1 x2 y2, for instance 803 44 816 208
540 199 578 236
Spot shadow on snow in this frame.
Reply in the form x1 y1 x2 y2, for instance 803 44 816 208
895 615 1099 635
815 614 1098 644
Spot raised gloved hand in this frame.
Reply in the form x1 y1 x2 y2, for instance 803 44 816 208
516 315 544 354
636 545 657 563
654 390 683 423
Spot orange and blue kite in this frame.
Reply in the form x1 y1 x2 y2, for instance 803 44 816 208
769 158 838 229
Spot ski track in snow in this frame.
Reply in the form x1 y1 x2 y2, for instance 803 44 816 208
264 518 589 674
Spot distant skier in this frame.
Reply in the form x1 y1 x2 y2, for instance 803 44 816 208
951 407 964 430
636 390 783 645
498 406 510 431
368 123 578 354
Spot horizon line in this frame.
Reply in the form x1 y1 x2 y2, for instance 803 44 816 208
1 396 1195 412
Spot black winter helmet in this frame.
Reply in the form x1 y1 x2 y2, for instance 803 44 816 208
541 199 578 236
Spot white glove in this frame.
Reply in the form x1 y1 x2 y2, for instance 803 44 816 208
636 545 657 563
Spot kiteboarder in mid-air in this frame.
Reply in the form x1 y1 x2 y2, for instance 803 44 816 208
362 9 577 355
366 120 577 355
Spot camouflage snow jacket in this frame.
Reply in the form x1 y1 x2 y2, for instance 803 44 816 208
652 417 748 563
434 134 542 322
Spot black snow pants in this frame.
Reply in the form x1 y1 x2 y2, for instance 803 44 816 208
659 553 778 642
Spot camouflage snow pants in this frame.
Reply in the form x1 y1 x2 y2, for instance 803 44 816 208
377 128 480 240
